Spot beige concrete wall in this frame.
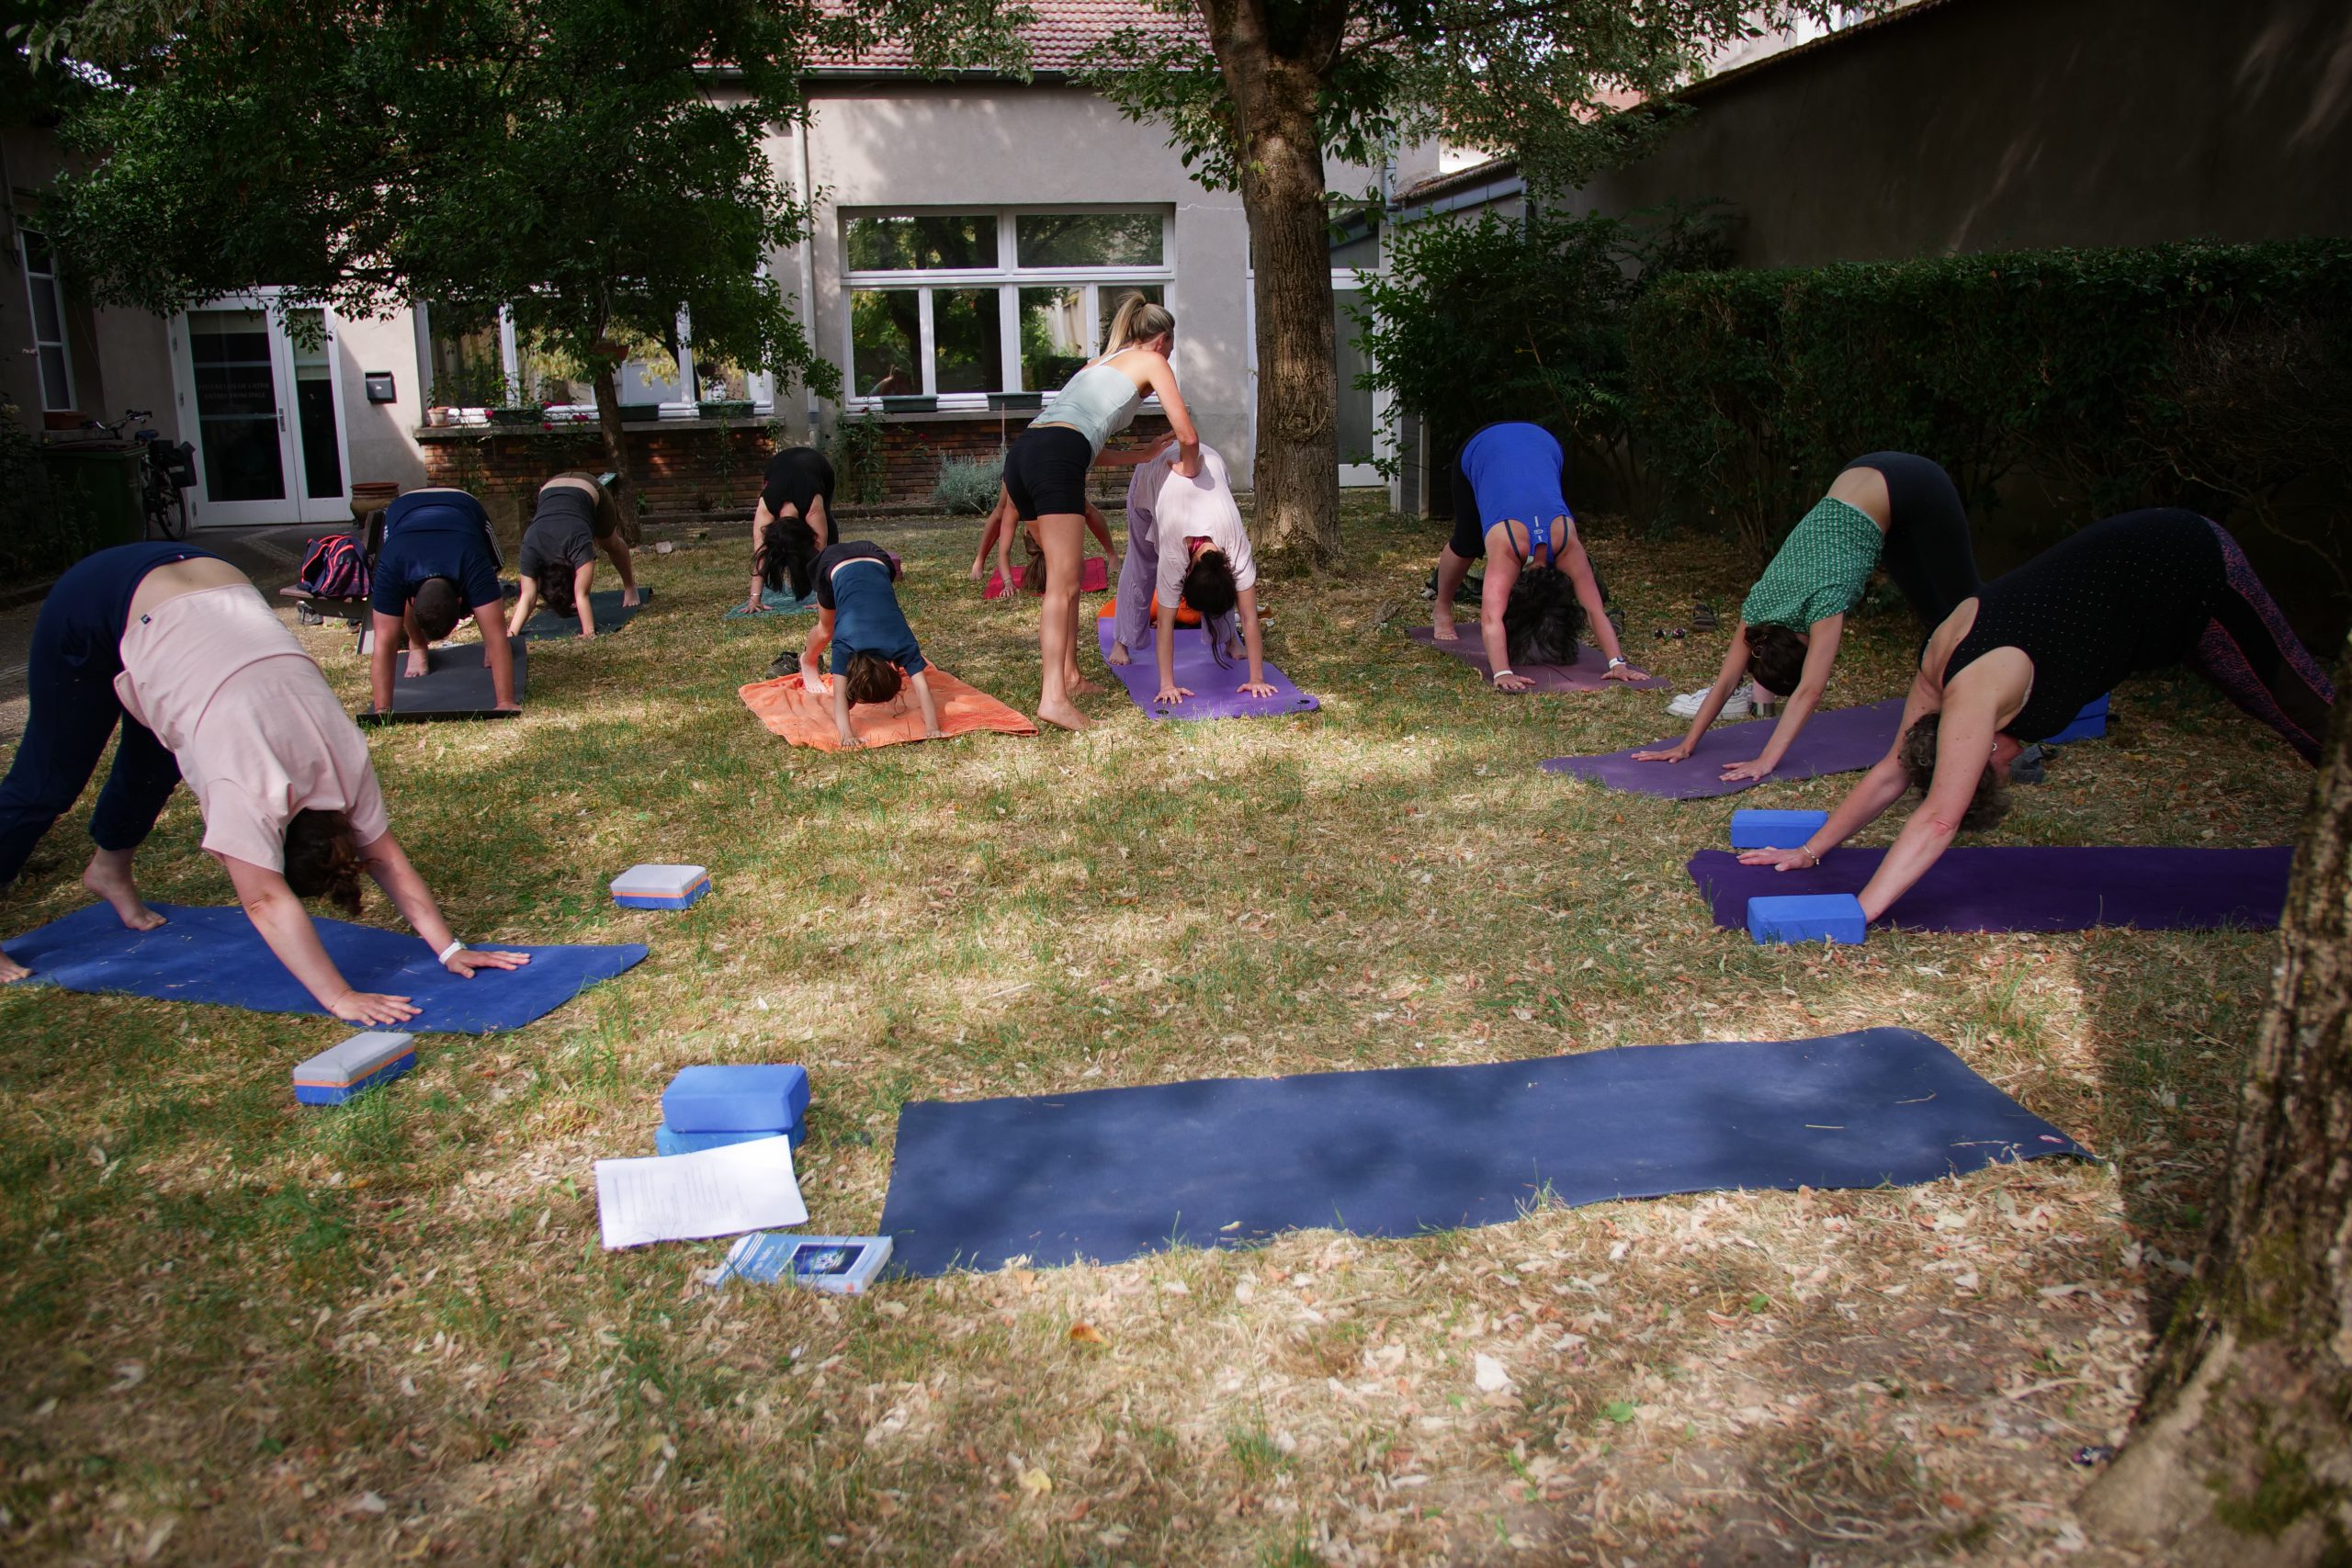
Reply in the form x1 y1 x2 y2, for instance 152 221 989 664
1569 0 2352 263
777 82 1259 482
334 310 429 489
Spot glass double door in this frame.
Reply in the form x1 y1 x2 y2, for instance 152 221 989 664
172 299 351 527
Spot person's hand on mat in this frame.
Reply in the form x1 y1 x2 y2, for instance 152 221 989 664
1238 679 1278 698
1155 682 1195 705
1737 846 1820 872
1492 671 1532 694
445 948 529 978
1718 757 1777 784
332 988 419 1026
1631 739 1696 763
1601 660 1650 683
403 648 430 679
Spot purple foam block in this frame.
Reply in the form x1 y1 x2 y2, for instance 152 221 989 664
1097 621 1319 723
1687 844 2294 934
1403 625 1668 693
1543 699 1905 799
1748 894 1868 945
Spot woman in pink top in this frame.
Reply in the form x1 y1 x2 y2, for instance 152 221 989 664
0 545 526 1023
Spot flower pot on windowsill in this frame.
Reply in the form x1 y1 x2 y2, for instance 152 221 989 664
617 402 665 423
988 392 1044 412
490 407 542 427
697 400 754 420
879 395 938 414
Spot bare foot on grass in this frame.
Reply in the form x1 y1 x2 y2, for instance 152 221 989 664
0 952 28 983
83 852 165 932
1036 698 1092 732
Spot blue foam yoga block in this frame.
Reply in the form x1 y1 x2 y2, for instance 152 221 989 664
1729 809 1829 850
660 1064 811 1133
2044 694 2109 747
611 863 711 910
655 1122 808 1156
292 1032 418 1105
1747 893 1868 946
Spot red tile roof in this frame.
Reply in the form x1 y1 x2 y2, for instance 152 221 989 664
814 0 1201 73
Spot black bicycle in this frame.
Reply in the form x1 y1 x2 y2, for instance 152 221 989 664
84 409 198 540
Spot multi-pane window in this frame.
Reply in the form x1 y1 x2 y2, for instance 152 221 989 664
420 304 772 417
842 208 1174 404
18 231 76 412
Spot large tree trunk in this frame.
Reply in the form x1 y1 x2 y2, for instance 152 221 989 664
1202 0 1344 562
2078 636 2352 1561
591 362 643 545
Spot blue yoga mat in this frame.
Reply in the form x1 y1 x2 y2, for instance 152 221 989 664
877 1027 2089 1276
0 903 646 1034
724 586 819 619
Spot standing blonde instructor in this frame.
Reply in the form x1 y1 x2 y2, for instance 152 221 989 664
1000 293 1200 731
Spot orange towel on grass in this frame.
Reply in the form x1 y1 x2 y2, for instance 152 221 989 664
1098 594 1203 628
738 667 1037 750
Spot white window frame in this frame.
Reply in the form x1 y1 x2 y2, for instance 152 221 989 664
419 302 775 423
18 230 77 413
839 206 1176 411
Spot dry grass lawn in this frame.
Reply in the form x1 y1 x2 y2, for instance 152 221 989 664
0 500 2308 1565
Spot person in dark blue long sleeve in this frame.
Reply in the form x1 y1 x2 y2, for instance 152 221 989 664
368 487 516 714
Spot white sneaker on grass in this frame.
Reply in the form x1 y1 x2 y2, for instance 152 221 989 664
1668 682 1748 719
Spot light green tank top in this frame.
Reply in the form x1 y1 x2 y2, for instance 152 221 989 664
1030 350 1148 455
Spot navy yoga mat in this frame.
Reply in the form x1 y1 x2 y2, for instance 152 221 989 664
1405 625 1669 693
1097 621 1318 722
361 642 528 721
876 1027 2089 1276
1687 844 2293 934
1544 699 1904 798
0 903 645 1033
519 586 653 639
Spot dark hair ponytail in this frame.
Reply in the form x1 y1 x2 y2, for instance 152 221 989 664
758 516 820 600
537 560 577 617
1502 565 1587 667
283 808 365 916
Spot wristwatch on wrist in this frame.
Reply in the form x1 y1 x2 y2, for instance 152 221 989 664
1607 656 1628 670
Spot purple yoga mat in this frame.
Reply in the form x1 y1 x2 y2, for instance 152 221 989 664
1403 625 1669 693
1097 621 1319 722
1686 844 2294 934
1543 699 1905 799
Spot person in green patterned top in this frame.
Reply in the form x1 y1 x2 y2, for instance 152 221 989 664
1634 452 1980 783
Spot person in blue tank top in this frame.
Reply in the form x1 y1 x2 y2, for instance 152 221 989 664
1431 423 1644 692
796 541 944 749
1000 293 1203 732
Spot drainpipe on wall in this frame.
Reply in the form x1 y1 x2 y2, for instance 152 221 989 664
795 115 821 441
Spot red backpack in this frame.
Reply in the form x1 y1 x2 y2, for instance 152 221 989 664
298 533 370 599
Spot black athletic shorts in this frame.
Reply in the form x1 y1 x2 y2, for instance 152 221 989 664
762 447 836 521
1002 423 1093 521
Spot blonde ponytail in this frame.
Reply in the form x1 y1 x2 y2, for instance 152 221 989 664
1102 291 1175 356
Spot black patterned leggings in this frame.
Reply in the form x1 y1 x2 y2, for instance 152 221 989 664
2189 522 2336 764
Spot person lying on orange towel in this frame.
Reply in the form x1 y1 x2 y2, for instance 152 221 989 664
797 540 942 750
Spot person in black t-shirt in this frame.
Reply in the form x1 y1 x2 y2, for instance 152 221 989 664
744 447 836 614
796 540 942 748
506 473 639 638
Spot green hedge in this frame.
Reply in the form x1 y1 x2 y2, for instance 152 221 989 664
1628 239 2352 563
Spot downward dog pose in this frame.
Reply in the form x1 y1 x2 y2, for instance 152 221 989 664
1738 510 2334 921
1431 422 1645 692
1106 442 1273 704
369 486 517 713
975 482 1114 594
744 446 836 612
0 544 528 1014
1001 292 1200 730
506 472 638 637
1635 452 1983 782
797 539 943 750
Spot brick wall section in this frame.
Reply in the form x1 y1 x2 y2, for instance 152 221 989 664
417 412 1173 526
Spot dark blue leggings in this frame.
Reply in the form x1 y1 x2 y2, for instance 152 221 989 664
0 544 219 886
